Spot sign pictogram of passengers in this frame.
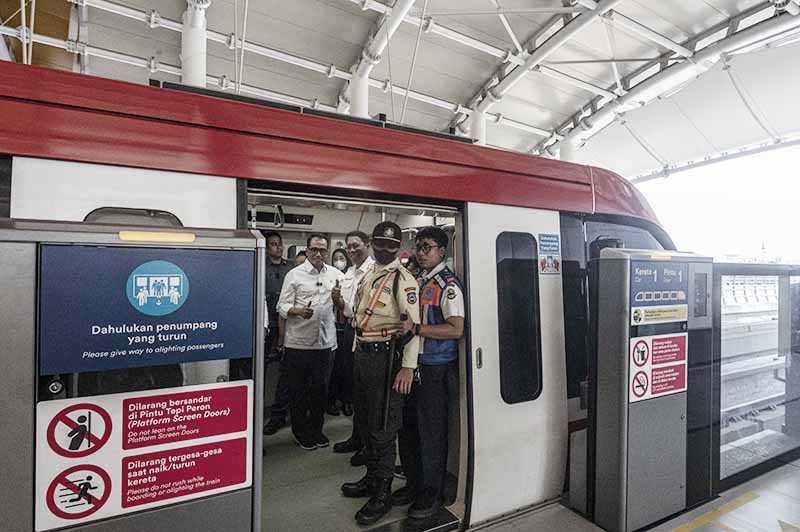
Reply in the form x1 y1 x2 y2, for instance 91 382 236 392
126 260 189 316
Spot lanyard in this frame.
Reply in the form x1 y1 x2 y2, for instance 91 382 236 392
358 271 397 332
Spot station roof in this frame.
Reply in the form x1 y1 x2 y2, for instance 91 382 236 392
2 0 800 181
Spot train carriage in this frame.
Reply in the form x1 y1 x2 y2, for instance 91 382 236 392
0 60 677 532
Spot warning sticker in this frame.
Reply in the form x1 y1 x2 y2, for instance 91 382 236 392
35 381 252 531
628 333 687 403
538 234 561 275
46 404 112 458
46 464 112 520
122 438 246 508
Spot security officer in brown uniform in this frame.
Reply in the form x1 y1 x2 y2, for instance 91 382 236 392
340 221 421 525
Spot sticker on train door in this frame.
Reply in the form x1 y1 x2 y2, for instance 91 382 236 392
538 234 561 274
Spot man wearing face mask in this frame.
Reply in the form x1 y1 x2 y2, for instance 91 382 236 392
340 222 420 526
327 248 352 416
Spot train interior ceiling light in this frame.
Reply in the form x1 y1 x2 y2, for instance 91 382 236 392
1 0 800 178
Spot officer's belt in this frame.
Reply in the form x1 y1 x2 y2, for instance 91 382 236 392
355 340 393 353
355 327 403 338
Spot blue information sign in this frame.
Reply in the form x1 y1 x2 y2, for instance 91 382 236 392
630 260 688 307
39 245 255 375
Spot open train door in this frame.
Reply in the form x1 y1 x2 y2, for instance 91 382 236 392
465 202 568 526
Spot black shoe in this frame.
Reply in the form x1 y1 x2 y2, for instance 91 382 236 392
355 478 393 525
315 434 330 448
294 436 317 451
263 418 286 436
391 485 417 506
327 402 340 416
333 438 361 454
342 402 354 416
350 449 367 467
408 488 440 520
341 474 377 498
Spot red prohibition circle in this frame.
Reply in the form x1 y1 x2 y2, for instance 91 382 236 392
46 464 112 520
47 403 113 458
632 371 649 398
632 340 649 367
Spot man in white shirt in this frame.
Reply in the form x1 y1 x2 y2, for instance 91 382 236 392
333 231 376 459
277 234 345 450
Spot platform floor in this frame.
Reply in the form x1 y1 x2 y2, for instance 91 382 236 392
472 456 800 532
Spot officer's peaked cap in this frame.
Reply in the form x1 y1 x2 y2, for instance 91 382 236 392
372 221 402 244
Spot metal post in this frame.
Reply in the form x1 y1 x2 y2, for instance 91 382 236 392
350 73 369 118
180 0 210 87
470 109 486 145
560 138 577 161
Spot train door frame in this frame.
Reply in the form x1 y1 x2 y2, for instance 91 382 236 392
246 185 469 532
462 202 568 527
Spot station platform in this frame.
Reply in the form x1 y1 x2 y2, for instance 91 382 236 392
476 456 800 532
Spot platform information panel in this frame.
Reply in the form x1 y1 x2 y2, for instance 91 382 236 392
628 260 689 403
34 244 257 531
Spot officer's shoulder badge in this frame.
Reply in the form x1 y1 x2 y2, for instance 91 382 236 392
446 287 458 300
407 292 417 304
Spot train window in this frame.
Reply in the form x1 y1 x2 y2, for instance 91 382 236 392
496 232 543 404
0 155 10 218
585 221 663 252
83 207 183 227
560 214 588 399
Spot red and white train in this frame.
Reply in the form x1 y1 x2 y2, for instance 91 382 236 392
0 61 674 532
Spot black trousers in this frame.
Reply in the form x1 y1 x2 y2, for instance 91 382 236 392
267 328 291 421
328 326 356 405
398 361 457 496
286 348 331 442
353 348 403 481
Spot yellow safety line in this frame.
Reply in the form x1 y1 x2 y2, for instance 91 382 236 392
671 491 760 532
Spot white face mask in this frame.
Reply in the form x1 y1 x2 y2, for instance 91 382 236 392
334 259 347 271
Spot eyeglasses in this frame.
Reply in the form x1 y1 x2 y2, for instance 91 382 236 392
372 243 399 252
306 247 328 256
415 243 441 254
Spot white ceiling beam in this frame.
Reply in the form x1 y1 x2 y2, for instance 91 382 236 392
343 0 526 65
488 0 524 54
1 17 561 141
546 9 800 155
473 0 624 114
427 7 585 16
450 13 568 134
339 0 417 115
604 11 694 58
0 23 339 110
79 0 560 140
535 65 617 98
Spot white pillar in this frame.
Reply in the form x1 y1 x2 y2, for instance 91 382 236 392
0 36 12 61
181 0 210 87
470 110 487 146
560 138 577 162
350 74 370 118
